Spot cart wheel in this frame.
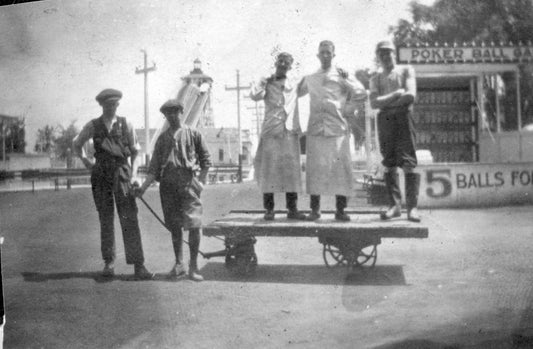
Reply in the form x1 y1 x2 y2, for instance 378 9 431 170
322 243 348 267
353 244 378 268
234 252 258 276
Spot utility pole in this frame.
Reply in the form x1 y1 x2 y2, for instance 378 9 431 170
135 49 156 165
225 70 250 182
246 102 264 138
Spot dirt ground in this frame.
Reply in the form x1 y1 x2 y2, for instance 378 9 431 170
2 182 533 348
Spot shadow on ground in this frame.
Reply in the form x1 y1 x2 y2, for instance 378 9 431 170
200 262 407 286
21 271 191 283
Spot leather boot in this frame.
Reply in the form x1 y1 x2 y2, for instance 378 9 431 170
380 171 402 220
286 193 306 220
168 263 187 279
102 261 114 277
263 193 275 220
306 195 321 221
335 195 350 221
406 172 421 223
188 229 204 281
134 264 154 280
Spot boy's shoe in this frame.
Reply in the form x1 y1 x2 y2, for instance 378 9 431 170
168 263 187 279
188 270 204 282
102 262 114 277
134 264 154 280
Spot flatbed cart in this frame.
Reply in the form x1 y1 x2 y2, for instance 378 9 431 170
202 209 429 275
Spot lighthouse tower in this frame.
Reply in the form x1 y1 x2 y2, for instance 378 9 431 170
180 58 214 128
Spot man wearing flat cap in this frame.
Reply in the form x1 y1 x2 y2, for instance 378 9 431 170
74 88 153 279
249 52 305 221
369 40 421 222
135 99 211 281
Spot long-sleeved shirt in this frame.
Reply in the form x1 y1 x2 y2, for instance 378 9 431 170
249 76 301 138
298 68 367 137
148 126 211 182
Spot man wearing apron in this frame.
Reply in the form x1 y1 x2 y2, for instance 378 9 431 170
369 40 421 222
250 52 305 221
136 99 211 281
74 88 153 279
298 40 367 221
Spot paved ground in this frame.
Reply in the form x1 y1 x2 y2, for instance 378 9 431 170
1 182 533 348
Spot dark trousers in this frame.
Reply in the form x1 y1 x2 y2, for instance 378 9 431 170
91 172 144 266
377 106 418 169
310 195 347 212
263 192 298 211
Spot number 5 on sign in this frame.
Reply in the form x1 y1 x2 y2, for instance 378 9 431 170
425 169 452 198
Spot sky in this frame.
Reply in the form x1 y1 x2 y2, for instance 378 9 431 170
0 0 432 152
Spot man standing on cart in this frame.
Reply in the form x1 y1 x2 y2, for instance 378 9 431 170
135 99 211 281
298 40 367 221
369 40 421 222
250 52 306 221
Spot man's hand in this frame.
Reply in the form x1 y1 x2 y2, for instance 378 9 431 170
336 67 349 79
199 171 208 185
132 182 146 198
259 77 269 88
394 88 406 97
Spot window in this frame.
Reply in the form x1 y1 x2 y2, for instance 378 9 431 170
218 149 224 162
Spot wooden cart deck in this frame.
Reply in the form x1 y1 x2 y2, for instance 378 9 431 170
203 210 429 239
201 210 429 272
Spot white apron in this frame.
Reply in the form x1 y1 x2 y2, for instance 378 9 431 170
306 134 353 195
254 132 302 193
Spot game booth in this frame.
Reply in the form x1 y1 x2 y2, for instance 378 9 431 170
367 42 533 208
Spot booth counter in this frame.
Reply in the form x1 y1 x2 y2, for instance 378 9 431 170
367 43 533 208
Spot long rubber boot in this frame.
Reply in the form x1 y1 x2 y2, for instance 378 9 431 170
263 193 275 220
405 173 421 223
307 195 321 221
286 193 305 220
380 171 402 220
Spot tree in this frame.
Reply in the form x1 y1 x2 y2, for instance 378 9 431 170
1 117 26 159
34 124 58 153
390 0 533 46
389 0 533 125
10 118 26 153
54 121 79 161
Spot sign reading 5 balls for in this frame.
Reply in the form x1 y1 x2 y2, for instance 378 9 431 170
417 164 533 207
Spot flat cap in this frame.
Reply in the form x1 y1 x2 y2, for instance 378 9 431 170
376 40 395 51
95 88 122 103
160 99 183 113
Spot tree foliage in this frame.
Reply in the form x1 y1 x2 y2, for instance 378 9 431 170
34 124 58 153
54 121 79 161
1 118 26 158
34 121 79 162
389 0 533 125
390 0 533 46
